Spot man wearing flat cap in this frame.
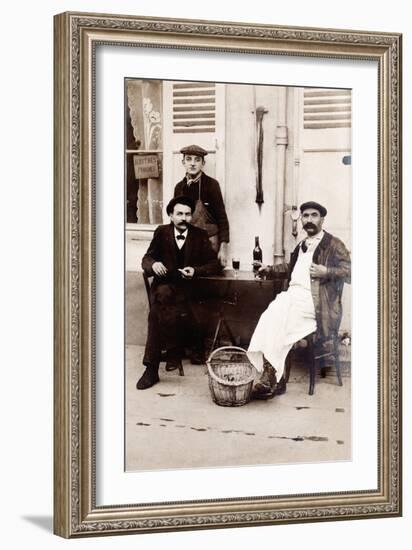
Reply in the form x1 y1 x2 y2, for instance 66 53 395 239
247 201 351 398
136 195 220 390
174 144 230 266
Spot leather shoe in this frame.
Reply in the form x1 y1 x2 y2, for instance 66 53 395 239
253 362 277 394
251 386 277 400
274 376 287 395
165 359 183 372
136 368 159 390
252 375 287 399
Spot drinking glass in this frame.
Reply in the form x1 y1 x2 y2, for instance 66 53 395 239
232 258 240 278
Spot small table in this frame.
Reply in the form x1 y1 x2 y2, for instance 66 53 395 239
199 269 287 351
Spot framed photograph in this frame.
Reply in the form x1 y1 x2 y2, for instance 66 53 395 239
54 11 402 537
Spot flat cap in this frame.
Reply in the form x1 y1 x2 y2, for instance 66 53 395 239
300 201 327 217
180 144 208 157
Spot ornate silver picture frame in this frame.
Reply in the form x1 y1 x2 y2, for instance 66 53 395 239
54 11 402 538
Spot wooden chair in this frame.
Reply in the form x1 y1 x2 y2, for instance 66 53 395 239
284 332 343 395
142 271 184 376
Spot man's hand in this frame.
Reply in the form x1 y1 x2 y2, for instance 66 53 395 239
310 263 328 278
218 242 228 267
257 264 271 277
152 261 168 277
178 267 195 279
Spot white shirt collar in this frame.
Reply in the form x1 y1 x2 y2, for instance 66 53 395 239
185 172 202 185
174 227 188 249
174 227 188 238
306 229 324 243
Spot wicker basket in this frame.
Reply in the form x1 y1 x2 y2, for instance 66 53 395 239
207 346 255 407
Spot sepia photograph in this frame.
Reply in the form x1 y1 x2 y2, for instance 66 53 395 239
53 11 401 537
124 78 352 472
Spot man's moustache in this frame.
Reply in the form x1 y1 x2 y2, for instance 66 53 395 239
304 223 316 229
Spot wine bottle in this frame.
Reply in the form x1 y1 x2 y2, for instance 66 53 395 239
253 236 262 272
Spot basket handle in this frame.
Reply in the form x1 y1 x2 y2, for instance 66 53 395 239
207 345 248 363
207 345 255 387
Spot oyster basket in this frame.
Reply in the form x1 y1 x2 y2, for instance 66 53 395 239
207 346 255 407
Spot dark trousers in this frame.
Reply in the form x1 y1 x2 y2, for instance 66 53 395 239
143 283 202 368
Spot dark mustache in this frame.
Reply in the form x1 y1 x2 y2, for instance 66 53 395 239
303 222 317 229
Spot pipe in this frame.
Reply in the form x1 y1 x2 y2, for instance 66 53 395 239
273 87 288 265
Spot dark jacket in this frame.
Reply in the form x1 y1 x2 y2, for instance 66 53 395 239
272 231 351 342
142 223 220 290
174 173 230 243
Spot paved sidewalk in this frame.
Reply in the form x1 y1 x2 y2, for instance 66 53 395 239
126 345 351 472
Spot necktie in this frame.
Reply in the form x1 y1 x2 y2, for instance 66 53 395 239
186 174 201 187
301 240 308 253
176 235 185 241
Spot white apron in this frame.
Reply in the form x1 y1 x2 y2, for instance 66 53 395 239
247 242 319 379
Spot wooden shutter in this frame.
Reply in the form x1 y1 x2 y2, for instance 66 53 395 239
172 82 216 134
303 88 351 129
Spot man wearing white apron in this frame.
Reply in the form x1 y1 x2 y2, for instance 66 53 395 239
247 201 351 399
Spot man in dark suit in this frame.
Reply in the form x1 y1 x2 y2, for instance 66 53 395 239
137 195 220 390
174 144 230 266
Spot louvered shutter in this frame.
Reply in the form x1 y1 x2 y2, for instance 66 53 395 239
172 82 216 134
304 88 351 129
